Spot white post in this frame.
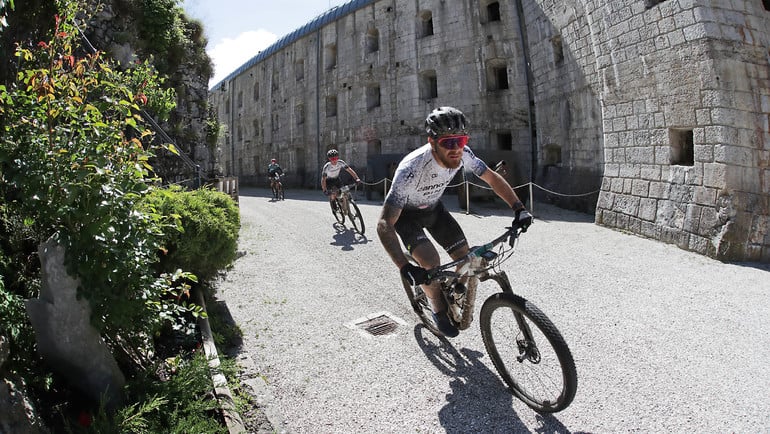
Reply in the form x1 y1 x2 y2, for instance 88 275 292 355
529 182 534 214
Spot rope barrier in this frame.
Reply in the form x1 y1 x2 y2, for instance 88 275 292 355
531 183 600 197
359 176 598 215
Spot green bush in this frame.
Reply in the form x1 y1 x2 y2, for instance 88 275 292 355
142 185 240 284
0 0 198 350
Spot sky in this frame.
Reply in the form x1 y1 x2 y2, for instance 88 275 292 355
181 0 352 87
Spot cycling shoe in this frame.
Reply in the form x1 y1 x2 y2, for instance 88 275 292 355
431 310 459 338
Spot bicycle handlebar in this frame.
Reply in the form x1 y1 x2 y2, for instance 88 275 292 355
338 183 361 193
424 226 522 283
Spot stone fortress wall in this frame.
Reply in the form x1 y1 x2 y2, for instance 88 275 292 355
209 0 769 262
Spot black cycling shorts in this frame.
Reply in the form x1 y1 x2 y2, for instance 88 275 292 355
394 201 467 255
325 177 342 190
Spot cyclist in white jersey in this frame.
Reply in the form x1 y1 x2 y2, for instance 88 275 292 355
321 149 361 210
377 106 533 337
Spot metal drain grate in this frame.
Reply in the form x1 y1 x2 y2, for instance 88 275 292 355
345 311 407 338
357 315 399 336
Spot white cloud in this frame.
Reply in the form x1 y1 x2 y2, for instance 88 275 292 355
208 29 278 88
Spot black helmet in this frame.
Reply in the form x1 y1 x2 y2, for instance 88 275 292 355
425 106 468 138
326 149 339 158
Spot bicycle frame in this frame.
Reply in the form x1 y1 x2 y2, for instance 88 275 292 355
335 184 356 213
423 227 520 330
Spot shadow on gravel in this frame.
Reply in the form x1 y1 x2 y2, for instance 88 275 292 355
330 223 369 250
728 261 770 272
205 294 244 356
413 325 574 434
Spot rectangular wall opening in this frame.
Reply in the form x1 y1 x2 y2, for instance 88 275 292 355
669 128 694 166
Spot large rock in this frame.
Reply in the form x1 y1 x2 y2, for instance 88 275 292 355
0 336 49 434
25 239 125 410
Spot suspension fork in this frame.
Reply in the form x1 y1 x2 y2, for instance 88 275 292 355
482 271 538 347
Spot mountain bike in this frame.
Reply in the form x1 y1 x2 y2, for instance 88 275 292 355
401 225 577 413
330 184 364 235
270 173 284 200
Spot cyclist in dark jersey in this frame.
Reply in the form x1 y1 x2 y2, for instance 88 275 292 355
376 106 532 337
267 158 284 191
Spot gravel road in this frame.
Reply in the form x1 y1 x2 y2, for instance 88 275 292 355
213 186 770 434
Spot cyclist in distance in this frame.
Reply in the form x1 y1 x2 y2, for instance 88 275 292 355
376 106 533 337
268 158 284 190
321 149 361 210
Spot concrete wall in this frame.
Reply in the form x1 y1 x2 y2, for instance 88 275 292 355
209 0 770 262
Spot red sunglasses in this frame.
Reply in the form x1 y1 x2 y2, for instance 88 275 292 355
329 157 339 161
437 134 469 150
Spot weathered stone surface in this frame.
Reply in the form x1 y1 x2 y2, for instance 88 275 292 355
24 239 125 410
0 336 49 434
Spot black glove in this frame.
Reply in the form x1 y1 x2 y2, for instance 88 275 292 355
323 190 329 196
513 208 533 232
400 263 429 286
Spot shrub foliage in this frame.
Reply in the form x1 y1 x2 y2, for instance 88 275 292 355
0 0 197 364
142 185 240 285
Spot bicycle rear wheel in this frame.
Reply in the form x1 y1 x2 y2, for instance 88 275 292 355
480 292 577 413
348 200 365 234
400 253 442 337
277 184 284 200
331 199 345 224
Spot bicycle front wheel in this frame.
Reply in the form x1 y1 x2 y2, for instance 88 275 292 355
331 199 345 224
348 200 365 234
480 292 577 413
278 184 284 200
400 253 442 337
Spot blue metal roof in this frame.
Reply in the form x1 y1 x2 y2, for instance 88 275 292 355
209 0 377 91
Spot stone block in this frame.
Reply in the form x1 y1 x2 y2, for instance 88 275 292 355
699 206 720 234
628 216 642 233
749 214 769 245
620 164 642 178
693 186 718 206
693 144 714 162
632 179 650 196
623 178 634 194
684 204 703 233
628 146 655 163
686 166 705 187
683 24 706 41
639 197 658 221
714 144 752 166
615 193 641 216
25 239 125 411
640 164 662 181
688 234 709 255
649 181 669 199
695 108 711 125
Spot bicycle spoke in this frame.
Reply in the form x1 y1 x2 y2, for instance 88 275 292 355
481 293 576 413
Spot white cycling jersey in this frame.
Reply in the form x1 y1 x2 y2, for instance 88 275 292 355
385 144 488 211
321 159 350 179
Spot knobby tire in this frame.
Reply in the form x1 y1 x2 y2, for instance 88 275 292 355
331 199 345 224
349 200 365 234
480 292 577 413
